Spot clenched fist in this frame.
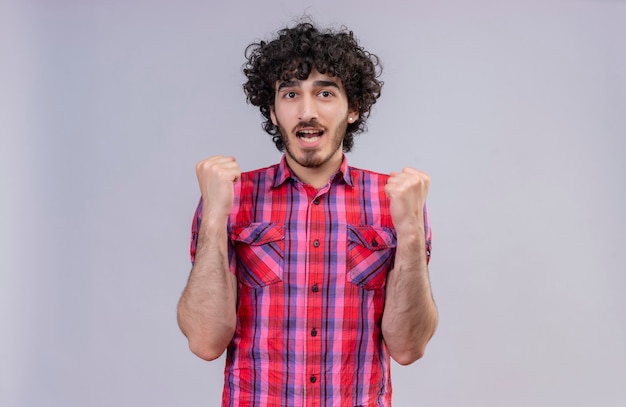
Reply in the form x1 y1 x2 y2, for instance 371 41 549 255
196 156 241 220
385 167 430 232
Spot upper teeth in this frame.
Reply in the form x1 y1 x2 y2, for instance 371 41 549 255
299 130 319 134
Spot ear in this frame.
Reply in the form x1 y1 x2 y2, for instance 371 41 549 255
347 109 359 124
270 106 277 126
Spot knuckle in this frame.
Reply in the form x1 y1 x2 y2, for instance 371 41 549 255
195 161 207 175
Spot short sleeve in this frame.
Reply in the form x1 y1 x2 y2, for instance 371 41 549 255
189 198 202 264
189 198 237 275
424 203 433 264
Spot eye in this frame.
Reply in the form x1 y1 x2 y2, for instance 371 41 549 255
285 91 297 99
319 90 333 98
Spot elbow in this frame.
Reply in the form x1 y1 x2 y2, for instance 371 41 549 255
189 344 225 361
188 336 230 361
384 325 434 365
179 318 235 362
385 315 438 366
177 305 236 361
391 346 426 366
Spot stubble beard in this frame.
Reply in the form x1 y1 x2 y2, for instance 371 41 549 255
277 119 347 169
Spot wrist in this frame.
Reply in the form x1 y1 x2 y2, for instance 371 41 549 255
393 217 425 240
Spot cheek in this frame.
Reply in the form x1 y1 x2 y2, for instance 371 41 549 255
324 104 349 120
272 104 293 125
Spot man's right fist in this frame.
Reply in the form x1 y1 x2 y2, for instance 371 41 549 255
195 156 241 220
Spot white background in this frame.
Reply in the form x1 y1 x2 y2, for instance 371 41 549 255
1 0 625 406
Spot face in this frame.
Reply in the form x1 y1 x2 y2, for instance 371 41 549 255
270 69 359 173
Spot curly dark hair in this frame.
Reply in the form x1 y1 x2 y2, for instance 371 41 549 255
243 21 383 152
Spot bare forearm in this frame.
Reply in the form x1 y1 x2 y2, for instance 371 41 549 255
382 224 438 365
177 217 237 361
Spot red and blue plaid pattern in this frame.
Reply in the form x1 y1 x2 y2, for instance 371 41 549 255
190 156 432 406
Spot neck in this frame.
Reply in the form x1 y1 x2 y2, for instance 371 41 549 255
285 153 343 189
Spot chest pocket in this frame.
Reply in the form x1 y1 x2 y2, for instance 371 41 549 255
231 223 284 288
347 225 397 290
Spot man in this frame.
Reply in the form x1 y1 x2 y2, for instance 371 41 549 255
177 20 437 406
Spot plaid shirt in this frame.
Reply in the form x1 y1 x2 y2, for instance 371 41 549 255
190 156 432 407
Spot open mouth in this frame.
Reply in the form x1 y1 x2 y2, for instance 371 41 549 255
297 129 324 144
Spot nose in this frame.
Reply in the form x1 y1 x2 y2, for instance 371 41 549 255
299 94 318 122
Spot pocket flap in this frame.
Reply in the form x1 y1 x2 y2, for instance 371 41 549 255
231 223 284 245
347 225 396 250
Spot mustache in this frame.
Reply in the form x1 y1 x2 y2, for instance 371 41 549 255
293 121 325 133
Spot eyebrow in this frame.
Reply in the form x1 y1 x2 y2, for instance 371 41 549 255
277 79 341 91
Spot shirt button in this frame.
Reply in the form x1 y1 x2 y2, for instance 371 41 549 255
371 238 378 247
313 239 320 248
312 284 319 293
313 198 320 205
311 328 317 337
310 375 317 383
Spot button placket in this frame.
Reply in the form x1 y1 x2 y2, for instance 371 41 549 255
307 190 325 394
